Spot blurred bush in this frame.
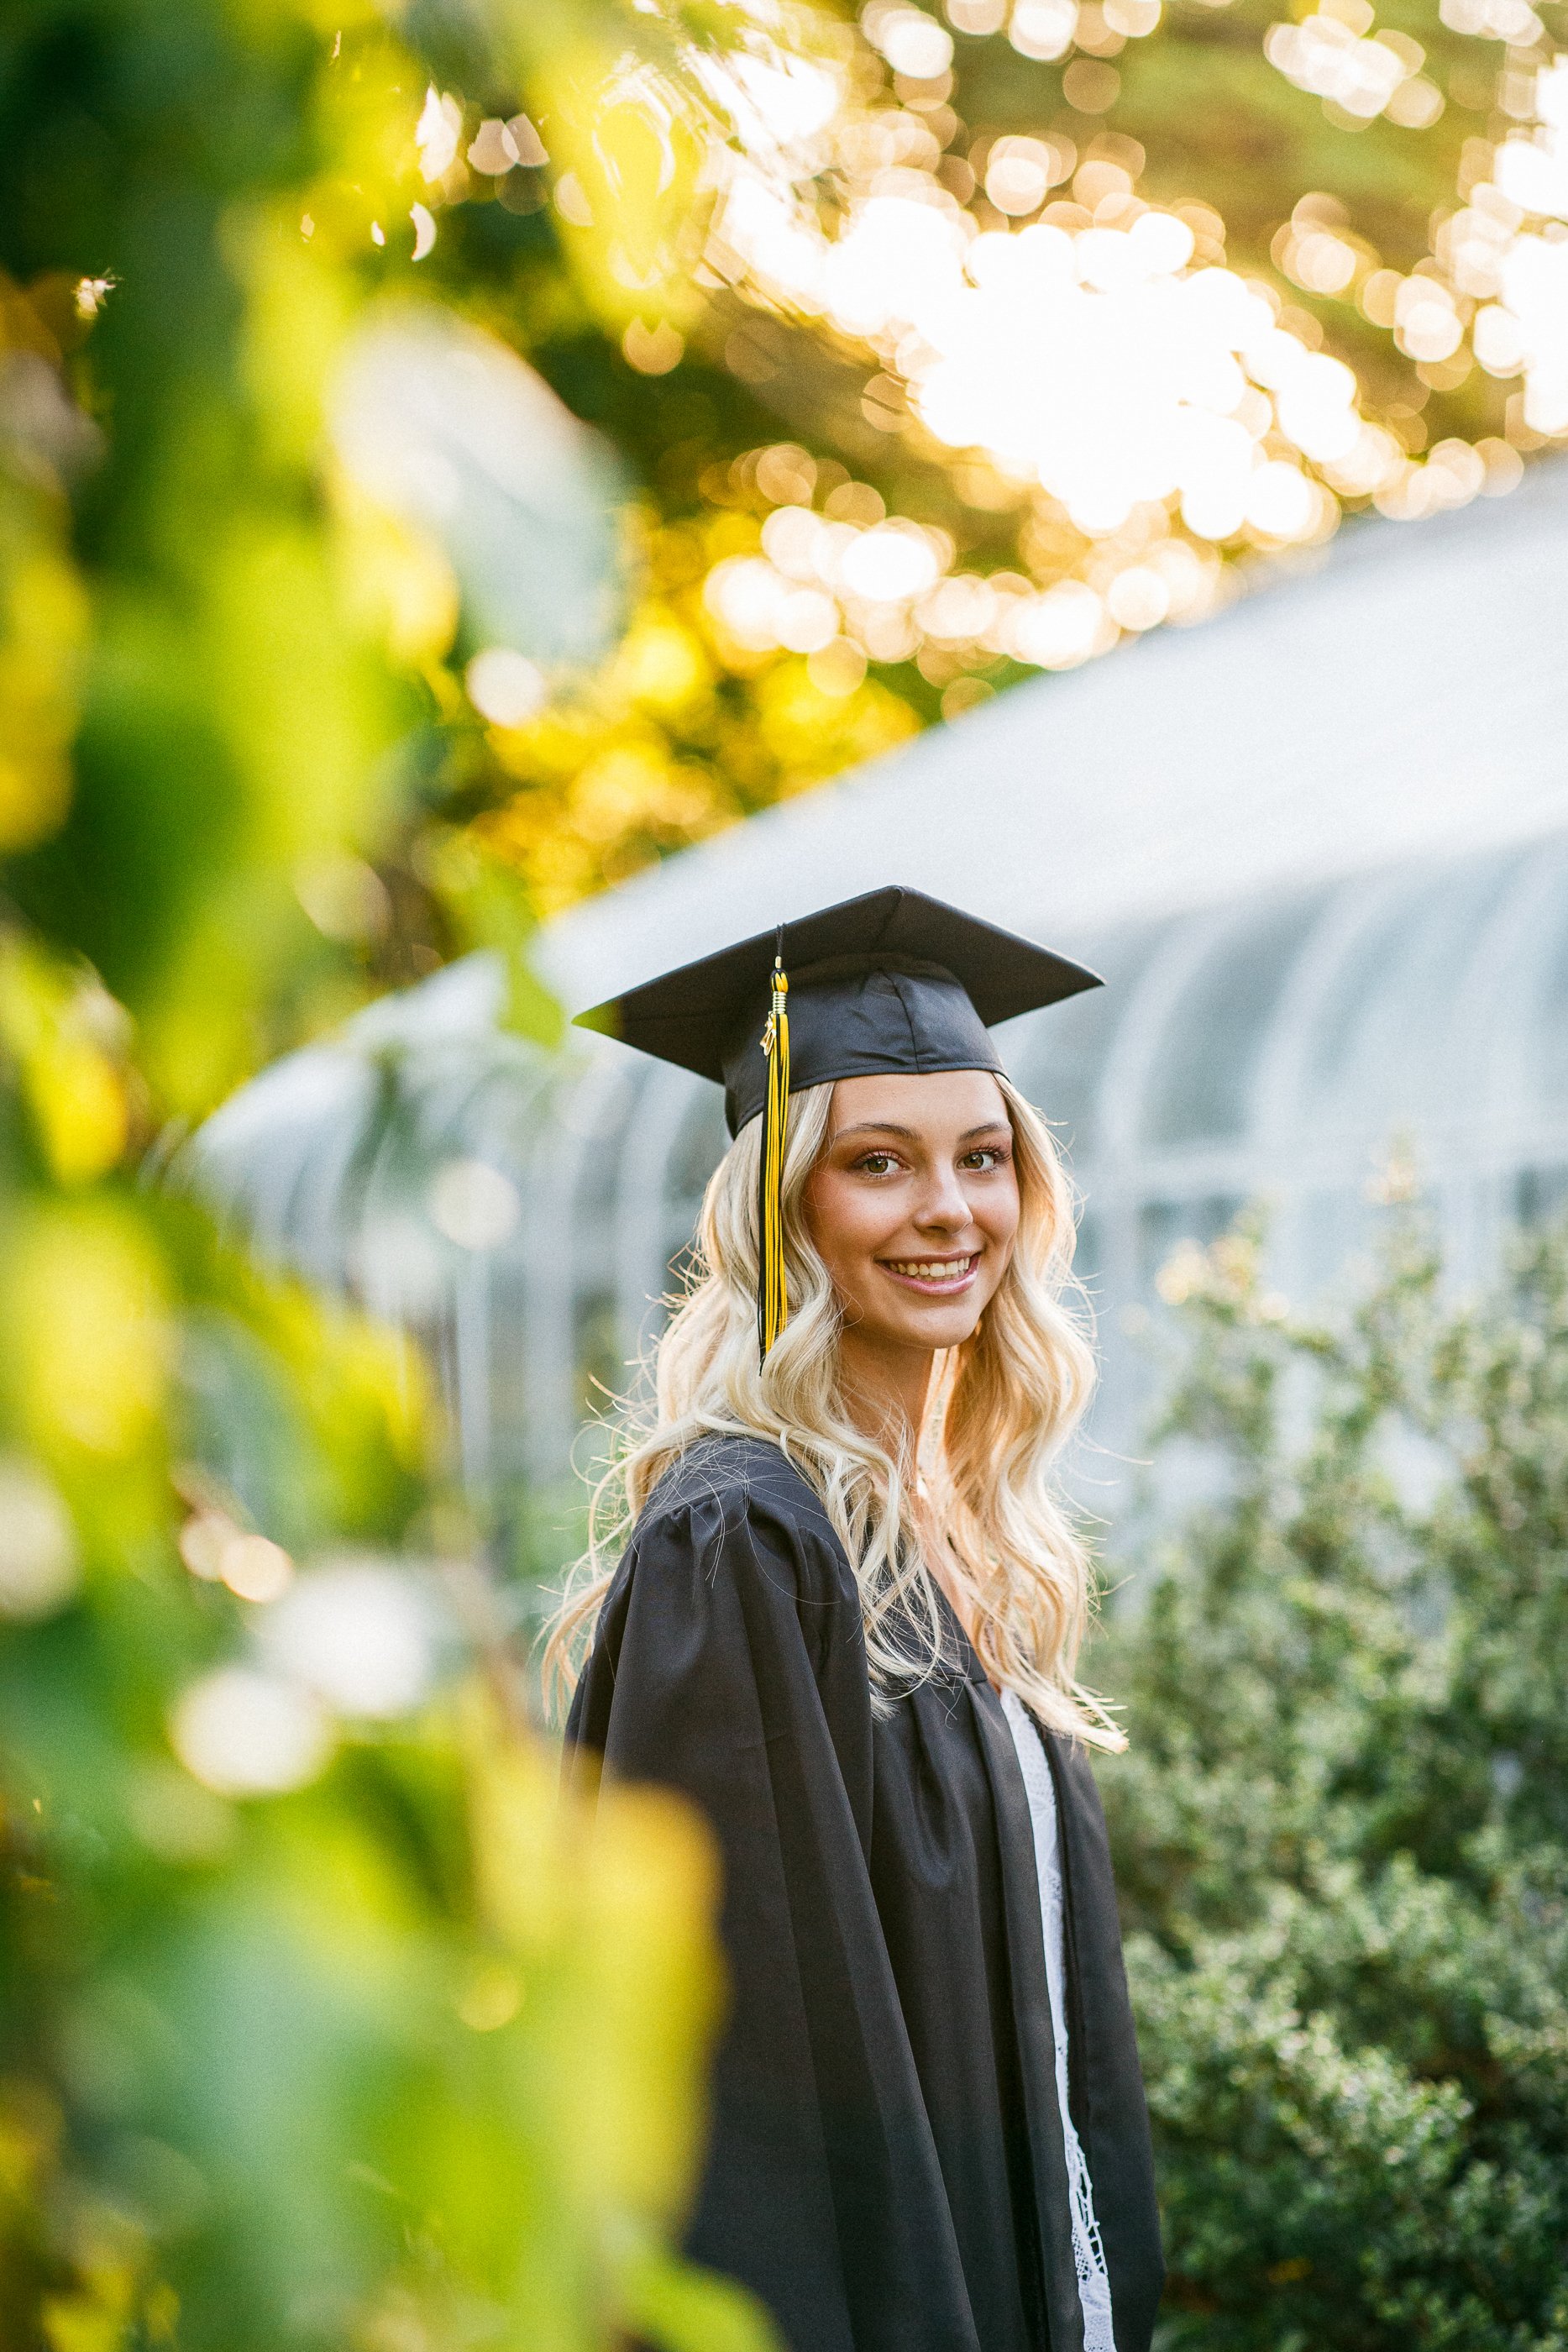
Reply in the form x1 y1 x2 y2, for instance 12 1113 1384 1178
0 3 779 2346
1100 1219 1568 2346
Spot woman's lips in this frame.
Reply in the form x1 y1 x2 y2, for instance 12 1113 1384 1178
878 1252 980 1295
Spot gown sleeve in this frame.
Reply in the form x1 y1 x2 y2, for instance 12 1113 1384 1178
564 1454 989 2352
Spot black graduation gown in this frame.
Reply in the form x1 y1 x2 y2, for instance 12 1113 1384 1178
564 1436 1163 2352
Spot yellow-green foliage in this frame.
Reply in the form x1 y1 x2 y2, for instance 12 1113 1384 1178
0 4 779 2347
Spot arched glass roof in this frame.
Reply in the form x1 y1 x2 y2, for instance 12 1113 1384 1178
188 470 1568 1529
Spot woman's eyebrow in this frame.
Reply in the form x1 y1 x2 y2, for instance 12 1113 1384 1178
829 1120 1012 1145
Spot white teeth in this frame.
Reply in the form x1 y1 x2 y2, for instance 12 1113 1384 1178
887 1257 975 1279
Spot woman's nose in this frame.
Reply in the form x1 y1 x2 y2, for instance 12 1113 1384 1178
914 1167 971 1231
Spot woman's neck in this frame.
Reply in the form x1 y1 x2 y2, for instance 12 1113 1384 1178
834 1326 936 1457
835 1334 986 1661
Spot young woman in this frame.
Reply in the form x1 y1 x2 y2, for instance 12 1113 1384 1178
552 888 1162 2352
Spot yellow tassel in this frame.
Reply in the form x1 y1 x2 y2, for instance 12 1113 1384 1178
758 947 790 1364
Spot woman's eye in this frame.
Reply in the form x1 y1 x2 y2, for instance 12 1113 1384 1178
961 1148 1002 1170
854 1152 897 1175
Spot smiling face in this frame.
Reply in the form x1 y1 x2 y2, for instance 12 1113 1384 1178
802 1068 1021 1415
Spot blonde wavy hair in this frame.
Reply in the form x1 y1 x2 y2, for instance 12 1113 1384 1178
543 1071 1123 1750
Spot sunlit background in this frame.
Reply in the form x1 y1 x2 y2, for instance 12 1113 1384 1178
205 0 1568 927
5 0 1568 2342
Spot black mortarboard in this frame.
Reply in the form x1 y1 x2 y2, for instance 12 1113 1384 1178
576 885 1101 1359
577 885 1101 1135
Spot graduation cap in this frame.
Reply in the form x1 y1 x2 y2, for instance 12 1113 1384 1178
577 886 1100 1361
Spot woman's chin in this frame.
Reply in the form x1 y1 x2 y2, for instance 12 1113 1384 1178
873 1298 989 1353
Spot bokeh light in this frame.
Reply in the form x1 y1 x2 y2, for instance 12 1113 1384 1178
263 1556 440 1721
170 1667 333 1798
219 1534 295 1605
1264 5 1439 127
0 1457 79 1620
467 648 548 726
428 1156 522 1250
669 0 1568 696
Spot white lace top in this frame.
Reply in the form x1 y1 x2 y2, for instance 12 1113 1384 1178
1000 1688 1117 2352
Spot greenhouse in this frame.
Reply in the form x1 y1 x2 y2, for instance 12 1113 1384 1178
192 459 1568 1496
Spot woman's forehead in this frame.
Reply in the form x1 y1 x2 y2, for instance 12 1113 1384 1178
826 1068 1010 1136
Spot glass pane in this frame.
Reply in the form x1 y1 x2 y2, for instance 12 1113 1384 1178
1141 895 1328 1149
1529 896 1568 1110
1073 1206 1105 1292
1004 921 1172 1166
1517 1165 1568 1226
1293 1185 1371 1302
668 1085 728 1209
1298 852 1523 1131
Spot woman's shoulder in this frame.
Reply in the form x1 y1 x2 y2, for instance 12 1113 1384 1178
639 1430 831 1542
574 1436 870 1757
633 1431 846 1575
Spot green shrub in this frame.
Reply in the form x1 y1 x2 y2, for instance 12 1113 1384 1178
1100 1219 1568 2349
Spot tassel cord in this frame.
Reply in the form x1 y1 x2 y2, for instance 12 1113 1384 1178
758 952 790 1364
